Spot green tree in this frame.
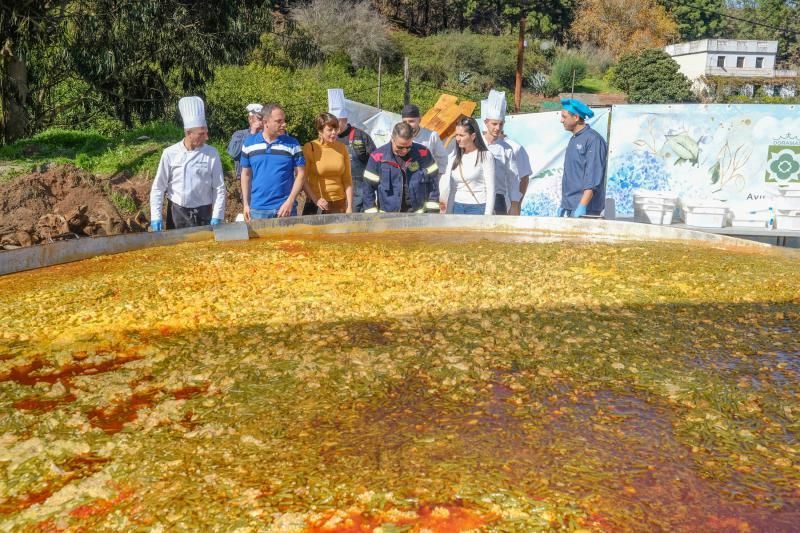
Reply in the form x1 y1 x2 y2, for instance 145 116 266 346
611 48 695 103
723 0 800 66
65 0 271 127
0 0 69 143
658 0 725 40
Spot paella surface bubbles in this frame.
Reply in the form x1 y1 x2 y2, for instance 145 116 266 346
1 231 799 531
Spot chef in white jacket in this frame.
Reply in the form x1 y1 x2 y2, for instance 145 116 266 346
149 96 226 231
481 90 520 216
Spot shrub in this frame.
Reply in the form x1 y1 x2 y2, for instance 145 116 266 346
392 31 548 90
204 63 443 144
549 51 588 93
291 0 395 69
612 48 695 103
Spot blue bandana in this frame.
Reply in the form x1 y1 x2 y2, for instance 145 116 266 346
560 98 594 120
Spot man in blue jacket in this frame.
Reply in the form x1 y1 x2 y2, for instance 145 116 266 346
558 98 608 218
362 122 440 214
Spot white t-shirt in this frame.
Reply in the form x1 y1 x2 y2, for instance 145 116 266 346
440 150 495 215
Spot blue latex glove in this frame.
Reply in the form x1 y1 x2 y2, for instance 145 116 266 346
572 204 587 218
210 218 222 225
150 220 163 232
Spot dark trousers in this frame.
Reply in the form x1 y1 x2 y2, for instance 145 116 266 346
169 202 212 229
494 193 508 215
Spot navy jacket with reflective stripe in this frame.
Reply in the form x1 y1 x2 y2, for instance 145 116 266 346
362 142 439 213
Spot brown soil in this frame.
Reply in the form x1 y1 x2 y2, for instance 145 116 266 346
0 165 137 249
0 165 244 250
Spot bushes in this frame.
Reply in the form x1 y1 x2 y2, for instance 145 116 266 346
204 63 443 143
391 31 548 92
611 49 695 103
548 51 588 93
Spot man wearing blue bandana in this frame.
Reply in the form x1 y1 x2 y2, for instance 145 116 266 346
558 98 607 218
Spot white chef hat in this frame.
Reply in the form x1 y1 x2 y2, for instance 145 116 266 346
178 96 207 130
482 89 506 121
327 88 347 119
246 103 263 115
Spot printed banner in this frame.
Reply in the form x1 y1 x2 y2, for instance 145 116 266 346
607 104 800 216
503 110 611 216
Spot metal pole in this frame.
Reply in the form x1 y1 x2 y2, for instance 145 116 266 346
514 15 525 113
403 56 410 106
571 69 576 99
377 56 382 109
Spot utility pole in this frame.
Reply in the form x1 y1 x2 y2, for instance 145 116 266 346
514 14 525 113
403 56 410 106
377 56 382 109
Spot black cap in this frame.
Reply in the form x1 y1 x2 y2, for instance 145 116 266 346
401 104 420 118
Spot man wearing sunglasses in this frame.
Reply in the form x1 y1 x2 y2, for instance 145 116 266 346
362 122 441 214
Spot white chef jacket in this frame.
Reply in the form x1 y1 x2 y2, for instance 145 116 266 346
484 135 520 208
150 140 226 221
504 137 532 178
414 127 449 178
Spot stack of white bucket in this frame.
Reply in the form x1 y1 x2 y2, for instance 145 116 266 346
775 185 800 230
681 199 730 228
633 191 679 225
633 187 800 230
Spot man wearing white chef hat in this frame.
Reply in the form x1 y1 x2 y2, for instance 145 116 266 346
481 90 520 216
149 96 226 231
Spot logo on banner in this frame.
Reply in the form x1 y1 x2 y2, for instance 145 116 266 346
765 134 800 183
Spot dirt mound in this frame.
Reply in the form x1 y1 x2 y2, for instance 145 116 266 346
0 165 140 249
0 163 248 250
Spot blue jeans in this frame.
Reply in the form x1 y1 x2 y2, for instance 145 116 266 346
453 202 485 215
250 206 297 219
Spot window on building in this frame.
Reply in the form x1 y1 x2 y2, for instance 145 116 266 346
736 56 745 68
717 56 726 68
756 57 764 68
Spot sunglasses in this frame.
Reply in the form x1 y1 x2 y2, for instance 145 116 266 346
458 117 476 131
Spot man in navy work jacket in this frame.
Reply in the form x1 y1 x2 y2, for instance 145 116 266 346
362 122 440 214
558 98 608 218
240 104 305 221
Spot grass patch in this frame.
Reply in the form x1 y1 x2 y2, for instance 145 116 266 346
109 190 139 214
1 122 235 180
575 76 616 94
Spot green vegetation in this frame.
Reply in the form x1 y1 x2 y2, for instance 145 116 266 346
610 49 695 104
109 191 138 215
207 62 448 143
0 123 234 179
548 51 588 94
575 76 615 94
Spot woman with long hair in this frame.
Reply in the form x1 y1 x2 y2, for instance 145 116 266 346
439 116 495 215
302 112 353 214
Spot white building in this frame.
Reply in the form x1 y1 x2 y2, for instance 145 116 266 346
664 39 797 98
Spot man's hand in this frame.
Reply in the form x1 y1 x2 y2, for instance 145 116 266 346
572 204 587 218
509 201 521 216
150 220 163 232
439 202 447 214
277 200 294 218
243 205 251 223
210 218 222 225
